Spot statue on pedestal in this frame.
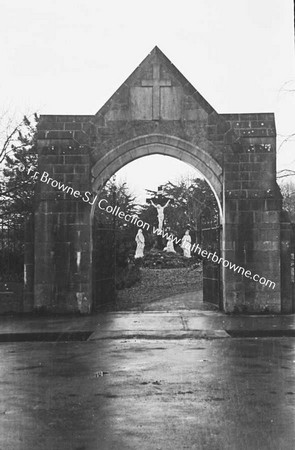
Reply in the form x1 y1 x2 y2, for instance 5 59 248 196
134 229 145 259
181 230 191 258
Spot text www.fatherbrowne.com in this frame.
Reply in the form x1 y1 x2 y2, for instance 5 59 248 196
152 228 276 290
21 166 276 290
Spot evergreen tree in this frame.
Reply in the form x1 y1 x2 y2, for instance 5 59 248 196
0 114 38 280
0 114 38 221
94 178 138 228
93 178 141 289
279 180 295 219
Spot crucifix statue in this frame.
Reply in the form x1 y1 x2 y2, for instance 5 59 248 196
150 198 170 231
147 186 173 236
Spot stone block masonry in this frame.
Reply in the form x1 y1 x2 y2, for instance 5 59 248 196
34 126 93 313
223 135 284 313
29 47 291 314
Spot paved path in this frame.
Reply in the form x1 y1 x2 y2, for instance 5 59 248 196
0 303 294 339
89 310 295 340
141 290 217 311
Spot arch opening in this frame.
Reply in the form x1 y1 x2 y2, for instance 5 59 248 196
91 135 223 217
90 138 223 313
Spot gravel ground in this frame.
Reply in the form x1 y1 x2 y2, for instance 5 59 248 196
104 266 203 311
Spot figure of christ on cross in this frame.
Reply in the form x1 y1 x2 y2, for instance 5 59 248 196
147 186 172 231
150 198 170 231
141 63 172 120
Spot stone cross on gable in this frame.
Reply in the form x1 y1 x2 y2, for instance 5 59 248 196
141 63 172 120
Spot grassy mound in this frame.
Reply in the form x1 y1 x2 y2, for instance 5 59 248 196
142 249 201 269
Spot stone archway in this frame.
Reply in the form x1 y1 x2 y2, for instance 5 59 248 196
30 46 290 314
91 134 223 213
90 134 223 311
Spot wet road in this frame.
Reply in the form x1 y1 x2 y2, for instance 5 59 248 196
0 338 294 450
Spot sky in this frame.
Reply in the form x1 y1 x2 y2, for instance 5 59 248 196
1 0 294 201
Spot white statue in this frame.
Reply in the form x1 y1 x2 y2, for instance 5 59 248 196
181 230 191 258
134 229 145 259
150 199 170 230
163 235 176 253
